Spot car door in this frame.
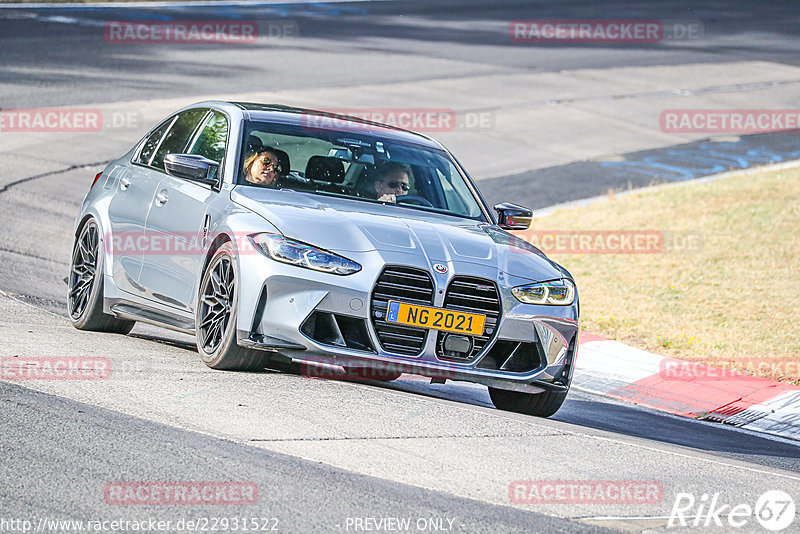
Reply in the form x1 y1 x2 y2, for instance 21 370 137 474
140 109 229 312
106 115 176 296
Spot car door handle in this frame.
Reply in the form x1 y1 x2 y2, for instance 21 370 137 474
120 177 132 190
155 190 168 206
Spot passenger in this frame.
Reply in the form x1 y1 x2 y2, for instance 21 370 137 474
369 162 412 202
243 147 282 186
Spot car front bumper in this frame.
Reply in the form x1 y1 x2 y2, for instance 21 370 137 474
236 249 579 393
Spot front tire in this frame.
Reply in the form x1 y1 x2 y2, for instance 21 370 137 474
68 219 135 334
196 242 266 371
488 387 568 418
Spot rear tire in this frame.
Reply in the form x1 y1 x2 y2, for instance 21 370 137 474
196 242 267 371
488 387 568 418
68 219 135 334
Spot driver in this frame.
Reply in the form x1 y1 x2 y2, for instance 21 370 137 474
370 162 412 203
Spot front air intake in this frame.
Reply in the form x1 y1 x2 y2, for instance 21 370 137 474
436 276 501 362
370 266 434 355
300 311 375 352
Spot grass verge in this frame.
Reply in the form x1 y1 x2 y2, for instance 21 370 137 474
512 164 800 384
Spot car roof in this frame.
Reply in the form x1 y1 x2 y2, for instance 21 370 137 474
185 100 445 150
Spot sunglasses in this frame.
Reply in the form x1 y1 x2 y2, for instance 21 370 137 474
256 156 281 172
386 180 410 191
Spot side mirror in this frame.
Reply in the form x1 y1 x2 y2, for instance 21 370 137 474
494 202 533 230
164 154 220 186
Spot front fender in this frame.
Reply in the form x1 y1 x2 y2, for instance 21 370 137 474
200 194 282 333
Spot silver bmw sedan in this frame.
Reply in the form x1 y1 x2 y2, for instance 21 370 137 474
68 101 579 417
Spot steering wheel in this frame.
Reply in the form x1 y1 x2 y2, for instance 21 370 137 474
397 195 434 207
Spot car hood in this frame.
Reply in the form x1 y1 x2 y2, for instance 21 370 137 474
231 187 566 283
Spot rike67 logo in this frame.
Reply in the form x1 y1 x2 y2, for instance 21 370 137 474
669 490 796 531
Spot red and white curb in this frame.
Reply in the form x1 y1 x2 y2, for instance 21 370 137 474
574 332 800 441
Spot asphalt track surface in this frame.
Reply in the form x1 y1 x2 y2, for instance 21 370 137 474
1 1 800 533
1 381 609 533
2 0 800 107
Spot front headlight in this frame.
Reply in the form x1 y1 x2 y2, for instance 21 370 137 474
512 279 575 305
250 233 361 276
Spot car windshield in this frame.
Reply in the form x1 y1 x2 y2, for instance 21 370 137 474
238 120 486 220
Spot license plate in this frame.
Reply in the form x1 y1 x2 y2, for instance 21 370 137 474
386 301 485 336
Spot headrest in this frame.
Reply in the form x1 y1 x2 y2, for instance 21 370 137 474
247 135 263 153
305 155 345 183
272 149 290 176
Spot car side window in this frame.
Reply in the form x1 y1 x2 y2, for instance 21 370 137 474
150 109 209 171
187 111 228 165
137 117 175 166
